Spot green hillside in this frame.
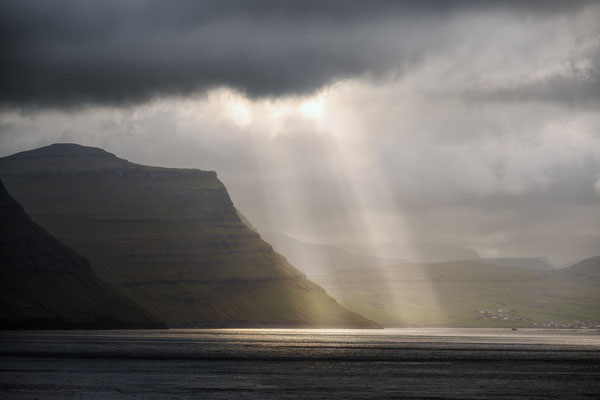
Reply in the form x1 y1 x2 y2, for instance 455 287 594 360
0 179 163 329
0 144 377 328
312 259 600 327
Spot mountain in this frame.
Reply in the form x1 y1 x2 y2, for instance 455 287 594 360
0 143 377 328
312 259 600 327
479 257 554 271
261 233 406 277
0 179 162 329
556 256 600 279
347 241 479 263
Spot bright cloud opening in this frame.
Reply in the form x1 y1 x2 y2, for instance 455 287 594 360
300 95 325 120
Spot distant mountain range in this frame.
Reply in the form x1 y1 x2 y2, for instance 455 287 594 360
312 257 600 327
264 233 557 275
346 241 480 263
0 179 162 329
478 257 555 271
0 144 377 328
261 233 406 277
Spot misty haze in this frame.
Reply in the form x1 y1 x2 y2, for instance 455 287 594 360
0 1 599 399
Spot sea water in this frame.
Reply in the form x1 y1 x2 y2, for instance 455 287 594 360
1 328 599 399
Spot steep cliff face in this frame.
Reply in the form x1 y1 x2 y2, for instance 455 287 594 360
0 144 376 327
0 178 162 329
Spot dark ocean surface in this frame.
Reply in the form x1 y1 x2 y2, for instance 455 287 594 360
1 328 599 399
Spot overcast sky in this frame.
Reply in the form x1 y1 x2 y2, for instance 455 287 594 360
1 0 599 265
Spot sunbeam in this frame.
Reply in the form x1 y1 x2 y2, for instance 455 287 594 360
201 86 447 326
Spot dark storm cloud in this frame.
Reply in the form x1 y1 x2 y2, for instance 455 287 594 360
0 0 594 108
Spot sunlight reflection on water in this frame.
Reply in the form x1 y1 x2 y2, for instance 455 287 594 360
7 327 599 346
1 328 599 399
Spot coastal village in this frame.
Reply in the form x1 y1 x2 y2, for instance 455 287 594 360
478 307 600 329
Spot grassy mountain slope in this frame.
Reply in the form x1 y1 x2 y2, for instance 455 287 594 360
0 179 163 329
556 256 600 278
312 259 600 327
0 144 376 328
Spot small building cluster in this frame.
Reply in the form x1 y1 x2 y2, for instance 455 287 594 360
535 320 600 329
478 307 600 328
479 307 513 321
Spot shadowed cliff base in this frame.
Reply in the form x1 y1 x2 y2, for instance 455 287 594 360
0 178 164 329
